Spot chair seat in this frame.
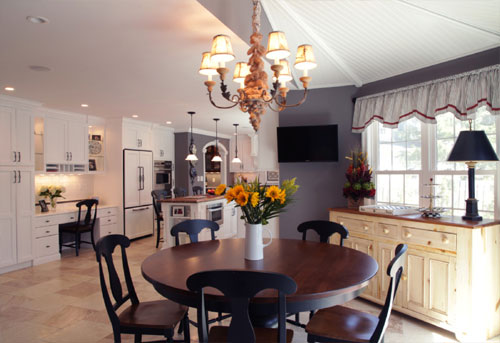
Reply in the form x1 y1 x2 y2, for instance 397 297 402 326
306 305 379 343
60 222 93 232
209 325 294 343
119 300 188 330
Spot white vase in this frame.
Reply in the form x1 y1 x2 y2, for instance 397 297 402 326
245 223 273 260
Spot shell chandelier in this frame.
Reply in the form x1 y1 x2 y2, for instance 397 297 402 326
198 0 317 131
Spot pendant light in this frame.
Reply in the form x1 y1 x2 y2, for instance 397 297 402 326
232 123 242 164
185 111 198 161
211 118 222 162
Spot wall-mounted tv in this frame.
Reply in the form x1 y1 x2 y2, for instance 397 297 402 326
277 125 338 163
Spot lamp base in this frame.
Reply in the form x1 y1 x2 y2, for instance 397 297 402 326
462 198 482 221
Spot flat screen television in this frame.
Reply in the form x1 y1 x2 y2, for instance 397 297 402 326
277 125 338 163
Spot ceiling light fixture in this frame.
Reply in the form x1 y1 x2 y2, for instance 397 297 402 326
81 104 89 108
26 16 49 24
4 87 15 92
132 114 139 118
211 118 222 162
185 111 198 161
232 124 242 164
166 121 172 125
199 0 317 132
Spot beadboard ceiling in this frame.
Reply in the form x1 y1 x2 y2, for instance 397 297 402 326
0 0 498 134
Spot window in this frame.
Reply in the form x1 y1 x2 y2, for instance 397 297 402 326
365 107 499 218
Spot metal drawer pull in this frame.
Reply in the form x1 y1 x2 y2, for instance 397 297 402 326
70 217 74 219
46 245 51 248
13 170 17 183
45 220 50 223
107 219 111 222
18 151 21 162
45 230 50 233
132 207 148 211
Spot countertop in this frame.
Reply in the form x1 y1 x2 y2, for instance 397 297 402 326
158 195 226 204
329 207 500 228
35 202 118 217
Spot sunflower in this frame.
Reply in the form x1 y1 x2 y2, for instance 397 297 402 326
236 191 249 207
232 185 245 197
278 189 286 204
265 185 281 202
250 192 259 207
215 184 226 195
225 188 235 203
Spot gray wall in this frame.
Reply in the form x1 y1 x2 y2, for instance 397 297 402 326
174 132 230 194
279 86 359 240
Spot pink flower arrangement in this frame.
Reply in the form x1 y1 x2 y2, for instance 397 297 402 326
343 152 376 201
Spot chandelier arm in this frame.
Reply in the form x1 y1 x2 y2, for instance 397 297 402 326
208 91 240 109
275 88 309 109
220 79 233 101
267 102 282 112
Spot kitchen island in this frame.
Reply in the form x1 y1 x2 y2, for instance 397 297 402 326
159 195 237 248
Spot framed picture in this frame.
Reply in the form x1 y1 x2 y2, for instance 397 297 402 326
89 159 96 171
91 134 101 141
172 206 185 217
39 200 49 212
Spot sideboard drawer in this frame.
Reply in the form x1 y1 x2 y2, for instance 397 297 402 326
98 207 118 218
374 222 400 239
100 215 117 225
35 235 59 258
337 216 373 234
402 226 457 251
34 225 58 239
34 215 64 227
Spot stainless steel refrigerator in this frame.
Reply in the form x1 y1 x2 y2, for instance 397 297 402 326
123 149 153 239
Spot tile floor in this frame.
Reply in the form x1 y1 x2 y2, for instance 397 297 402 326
0 236 496 343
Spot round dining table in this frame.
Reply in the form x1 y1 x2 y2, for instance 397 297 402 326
142 238 378 318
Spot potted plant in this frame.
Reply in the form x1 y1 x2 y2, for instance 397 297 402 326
215 178 298 260
39 185 66 209
343 152 375 209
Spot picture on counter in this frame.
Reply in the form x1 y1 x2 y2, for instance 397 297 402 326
38 200 49 212
89 159 97 171
172 206 184 217
91 134 101 141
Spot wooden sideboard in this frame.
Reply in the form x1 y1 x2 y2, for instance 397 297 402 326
329 208 500 342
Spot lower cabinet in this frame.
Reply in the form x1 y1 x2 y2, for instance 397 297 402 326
33 223 59 265
330 209 499 342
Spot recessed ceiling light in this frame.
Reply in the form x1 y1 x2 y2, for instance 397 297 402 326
166 121 172 124
132 115 139 118
29 65 51 72
26 16 49 24
81 104 89 108
88 125 92 128
4 87 15 91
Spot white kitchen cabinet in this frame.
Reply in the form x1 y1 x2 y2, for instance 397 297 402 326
0 106 34 167
153 127 174 161
221 203 237 239
0 168 34 269
123 121 152 150
44 116 87 165
230 134 256 172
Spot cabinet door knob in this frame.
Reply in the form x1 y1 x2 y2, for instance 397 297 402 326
402 274 408 281
363 225 369 231
404 231 412 238
383 228 389 234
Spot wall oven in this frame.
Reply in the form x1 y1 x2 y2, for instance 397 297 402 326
154 160 172 191
206 202 224 225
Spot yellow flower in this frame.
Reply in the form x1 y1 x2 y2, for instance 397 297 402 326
225 188 235 203
278 189 286 204
232 185 245 197
265 186 281 202
250 192 259 207
215 184 226 195
236 191 249 207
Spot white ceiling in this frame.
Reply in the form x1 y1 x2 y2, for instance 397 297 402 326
0 0 499 134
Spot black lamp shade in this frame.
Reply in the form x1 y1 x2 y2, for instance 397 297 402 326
447 130 499 162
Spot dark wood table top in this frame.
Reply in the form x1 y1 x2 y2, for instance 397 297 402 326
142 239 378 314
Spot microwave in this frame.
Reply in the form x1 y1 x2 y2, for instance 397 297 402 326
154 161 172 188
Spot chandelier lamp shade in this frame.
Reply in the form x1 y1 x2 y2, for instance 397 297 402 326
232 124 242 164
447 123 499 221
198 0 317 132
185 111 198 161
211 118 222 162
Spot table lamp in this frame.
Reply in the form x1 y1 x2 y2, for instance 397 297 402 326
447 123 498 221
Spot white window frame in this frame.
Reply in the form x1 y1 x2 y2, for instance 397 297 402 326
363 112 500 218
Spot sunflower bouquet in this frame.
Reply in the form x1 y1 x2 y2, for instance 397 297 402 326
215 178 299 225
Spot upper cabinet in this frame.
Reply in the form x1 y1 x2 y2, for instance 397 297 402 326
230 134 257 172
123 120 152 150
152 126 175 161
44 115 87 165
0 106 34 167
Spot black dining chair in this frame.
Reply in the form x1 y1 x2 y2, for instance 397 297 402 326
96 234 190 343
170 219 220 247
288 220 350 327
305 244 408 343
152 190 168 248
187 270 297 343
174 187 187 197
59 199 99 256
192 185 204 195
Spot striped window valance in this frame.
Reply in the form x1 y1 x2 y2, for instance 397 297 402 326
352 64 500 133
